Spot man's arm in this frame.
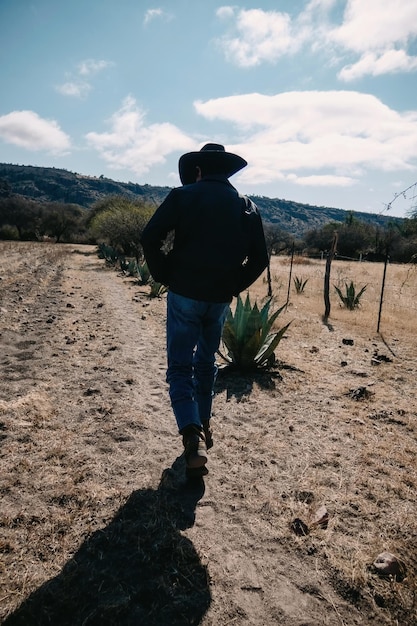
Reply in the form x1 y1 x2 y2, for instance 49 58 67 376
235 206 269 295
140 190 177 285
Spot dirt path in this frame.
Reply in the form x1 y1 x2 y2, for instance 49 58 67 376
1 242 416 625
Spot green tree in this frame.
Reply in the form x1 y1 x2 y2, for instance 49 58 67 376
40 202 86 242
0 196 41 240
263 223 292 256
304 222 340 255
90 196 154 260
304 219 376 259
0 179 11 198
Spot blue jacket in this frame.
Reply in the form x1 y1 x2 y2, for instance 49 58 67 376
140 175 269 302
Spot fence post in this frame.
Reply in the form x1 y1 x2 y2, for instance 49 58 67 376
377 249 389 333
286 242 295 309
323 232 338 324
266 258 272 298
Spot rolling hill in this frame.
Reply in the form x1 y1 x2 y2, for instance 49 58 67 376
0 162 398 237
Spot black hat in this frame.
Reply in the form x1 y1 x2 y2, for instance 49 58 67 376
178 143 247 185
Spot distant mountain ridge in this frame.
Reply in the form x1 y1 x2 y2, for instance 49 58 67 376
0 162 398 237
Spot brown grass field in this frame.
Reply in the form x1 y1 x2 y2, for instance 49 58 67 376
0 241 416 625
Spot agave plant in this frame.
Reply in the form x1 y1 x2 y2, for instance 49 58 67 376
293 276 309 294
126 258 138 277
149 280 168 298
334 281 367 310
97 243 119 265
119 255 129 272
219 294 291 370
137 260 151 284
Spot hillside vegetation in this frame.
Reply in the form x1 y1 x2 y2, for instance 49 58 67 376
0 162 397 238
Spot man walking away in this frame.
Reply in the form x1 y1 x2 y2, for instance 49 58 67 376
141 143 268 476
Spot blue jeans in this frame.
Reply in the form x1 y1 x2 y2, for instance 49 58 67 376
166 291 230 432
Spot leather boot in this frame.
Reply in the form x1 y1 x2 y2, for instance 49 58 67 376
181 425 208 468
202 420 213 450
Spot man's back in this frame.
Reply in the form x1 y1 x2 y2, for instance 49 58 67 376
141 175 268 303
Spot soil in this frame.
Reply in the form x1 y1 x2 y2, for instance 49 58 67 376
1 242 416 625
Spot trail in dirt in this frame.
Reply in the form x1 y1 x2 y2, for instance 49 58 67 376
2 243 414 625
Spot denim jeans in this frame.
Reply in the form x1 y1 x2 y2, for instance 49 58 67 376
166 291 230 432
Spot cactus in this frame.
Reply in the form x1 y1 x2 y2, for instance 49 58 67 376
334 281 367 310
137 261 151 284
149 280 168 298
219 294 291 370
293 276 309 294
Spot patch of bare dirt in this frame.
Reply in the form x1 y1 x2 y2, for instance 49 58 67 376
1 242 416 625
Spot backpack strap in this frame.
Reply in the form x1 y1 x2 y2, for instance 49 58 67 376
239 193 258 216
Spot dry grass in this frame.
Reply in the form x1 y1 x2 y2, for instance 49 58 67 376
1 242 417 625
260 256 417 337
246 256 417 622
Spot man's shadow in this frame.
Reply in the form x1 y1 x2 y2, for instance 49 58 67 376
4 457 210 626
214 364 283 401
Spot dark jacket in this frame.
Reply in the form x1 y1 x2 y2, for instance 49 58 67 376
140 175 269 303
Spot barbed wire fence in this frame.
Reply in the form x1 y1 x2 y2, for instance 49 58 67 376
377 181 417 333
274 182 417 342
280 181 417 335
380 181 417 216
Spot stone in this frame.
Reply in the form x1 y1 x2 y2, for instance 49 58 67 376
310 505 329 529
373 552 406 580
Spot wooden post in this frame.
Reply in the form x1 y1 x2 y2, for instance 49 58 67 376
377 249 389 334
286 242 295 309
323 232 338 324
266 255 272 298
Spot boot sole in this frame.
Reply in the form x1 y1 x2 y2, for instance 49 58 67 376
186 465 209 479
186 452 208 468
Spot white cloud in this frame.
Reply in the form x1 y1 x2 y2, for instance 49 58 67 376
327 0 417 79
216 2 417 80
194 91 417 189
56 58 113 98
85 96 194 176
56 81 91 98
289 174 355 187
77 59 113 76
216 6 235 20
329 0 417 53
0 110 71 154
305 0 337 11
339 49 417 81
143 9 171 25
216 8 306 67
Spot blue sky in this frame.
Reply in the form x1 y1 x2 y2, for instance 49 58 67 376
1 0 417 218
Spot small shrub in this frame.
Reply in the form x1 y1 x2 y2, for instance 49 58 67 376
0 224 19 240
137 261 151 284
127 259 138 277
293 276 308 294
219 294 291 370
149 280 168 298
334 281 367 310
119 256 128 272
97 243 119 265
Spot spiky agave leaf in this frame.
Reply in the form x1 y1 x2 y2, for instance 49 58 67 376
255 321 292 366
222 297 261 365
335 281 367 310
220 294 290 370
221 319 238 363
353 284 367 306
258 300 286 346
234 294 257 342
138 260 151 284
334 285 344 301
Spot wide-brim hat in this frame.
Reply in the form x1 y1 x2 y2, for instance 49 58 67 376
178 143 247 185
